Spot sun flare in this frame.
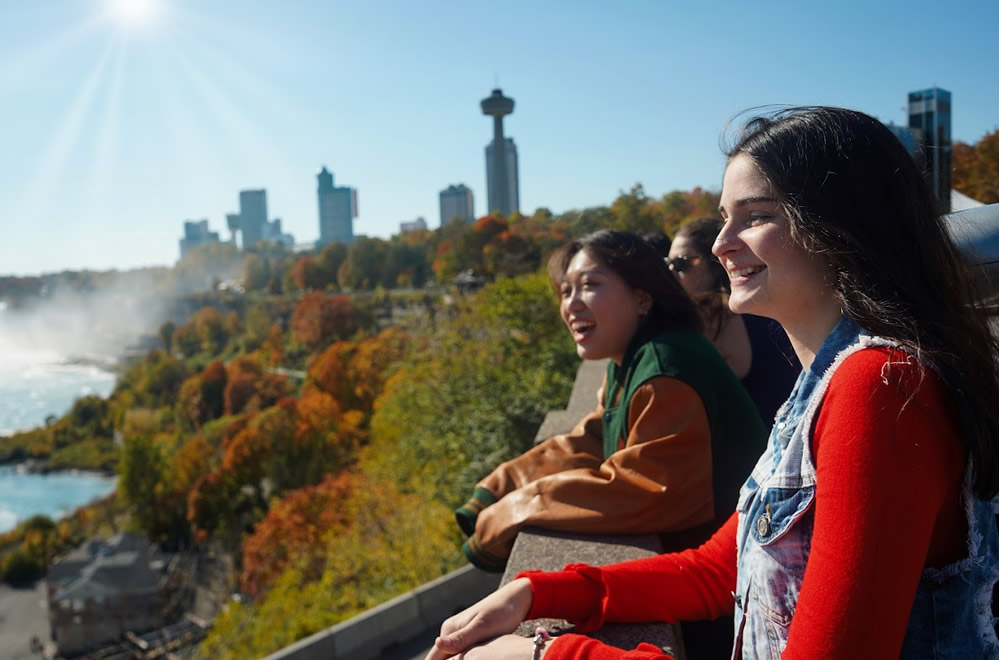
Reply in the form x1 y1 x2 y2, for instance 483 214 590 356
108 0 162 26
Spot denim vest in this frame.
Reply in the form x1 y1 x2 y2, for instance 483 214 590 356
731 317 999 659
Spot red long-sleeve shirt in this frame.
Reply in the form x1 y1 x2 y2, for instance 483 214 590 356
523 349 966 659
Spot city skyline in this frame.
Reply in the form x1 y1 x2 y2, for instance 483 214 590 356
1 0 997 276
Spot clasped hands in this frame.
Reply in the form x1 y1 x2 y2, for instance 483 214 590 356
425 578 548 660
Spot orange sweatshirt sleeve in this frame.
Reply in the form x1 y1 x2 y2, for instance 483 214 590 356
471 377 716 564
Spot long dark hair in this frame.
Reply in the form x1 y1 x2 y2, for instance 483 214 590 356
727 106 998 498
675 217 730 339
548 230 701 346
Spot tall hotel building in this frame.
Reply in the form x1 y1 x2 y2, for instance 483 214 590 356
239 189 268 249
439 184 475 225
908 87 952 208
317 166 357 246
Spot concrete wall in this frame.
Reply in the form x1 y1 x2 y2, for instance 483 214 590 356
260 565 499 660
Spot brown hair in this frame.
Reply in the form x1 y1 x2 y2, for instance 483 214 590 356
548 230 701 346
728 106 998 498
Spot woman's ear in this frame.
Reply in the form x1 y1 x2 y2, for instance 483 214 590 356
635 289 653 316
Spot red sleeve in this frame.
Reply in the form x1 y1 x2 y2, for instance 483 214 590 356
517 514 738 660
783 349 965 659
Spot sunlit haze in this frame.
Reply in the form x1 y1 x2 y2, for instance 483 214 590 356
106 0 163 26
0 0 996 276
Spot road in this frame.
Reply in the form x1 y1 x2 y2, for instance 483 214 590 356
0 582 48 660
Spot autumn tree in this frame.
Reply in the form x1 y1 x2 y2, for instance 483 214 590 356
192 306 229 354
223 355 290 416
289 255 327 291
176 360 228 431
240 472 354 598
953 131 999 204
291 292 356 350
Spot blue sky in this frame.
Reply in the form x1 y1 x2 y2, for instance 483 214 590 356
1 0 997 276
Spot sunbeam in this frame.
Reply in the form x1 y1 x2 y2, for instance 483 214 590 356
0 16 107 102
160 35 303 199
80 35 129 218
12 34 121 233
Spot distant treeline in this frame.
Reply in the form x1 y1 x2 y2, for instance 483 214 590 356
1 184 720 304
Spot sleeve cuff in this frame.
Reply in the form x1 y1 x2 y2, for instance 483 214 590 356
517 565 606 630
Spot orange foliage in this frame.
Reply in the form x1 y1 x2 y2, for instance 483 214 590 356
291 292 356 350
240 472 354 598
474 215 508 235
224 356 290 416
346 327 410 411
306 341 355 405
307 328 409 412
187 471 233 543
290 255 327 291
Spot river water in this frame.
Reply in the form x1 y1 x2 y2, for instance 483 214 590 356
0 307 119 532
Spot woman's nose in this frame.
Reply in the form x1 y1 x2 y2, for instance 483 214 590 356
565 291 586 311
712 221 738 258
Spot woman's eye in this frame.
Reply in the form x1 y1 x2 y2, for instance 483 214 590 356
748 215 771 226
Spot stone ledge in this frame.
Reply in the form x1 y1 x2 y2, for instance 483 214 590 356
500 528 685 658
260 565 500 660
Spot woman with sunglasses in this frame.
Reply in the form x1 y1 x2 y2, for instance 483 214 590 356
428 107 998 659
455 231 767 604
668 218 800 424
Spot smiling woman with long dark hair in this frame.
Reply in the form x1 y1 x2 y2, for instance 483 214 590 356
428 107 998 660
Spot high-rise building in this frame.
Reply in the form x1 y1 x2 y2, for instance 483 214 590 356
481 88 519 216
225 213 241 245
400 217 428 234
439 184 475 225
484 138 519 216
317 166 357 246
262 218 295 247
908 87 952 207
179 219 220 259
239 189 268 249
885 122 925 160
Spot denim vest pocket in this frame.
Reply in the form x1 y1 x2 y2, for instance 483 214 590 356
750 486 815 546
745 485 815 629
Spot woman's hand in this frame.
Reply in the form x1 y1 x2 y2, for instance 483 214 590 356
425 577 534 660
445 634 540 659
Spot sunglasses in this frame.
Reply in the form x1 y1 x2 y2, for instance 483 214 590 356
665 255 702 273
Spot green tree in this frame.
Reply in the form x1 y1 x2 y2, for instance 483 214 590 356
159 321 176 353
242 254 271 292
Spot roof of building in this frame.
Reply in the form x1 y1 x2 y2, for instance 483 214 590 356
49 533 171 601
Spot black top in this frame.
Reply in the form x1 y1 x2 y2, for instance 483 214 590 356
740 314 801 425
